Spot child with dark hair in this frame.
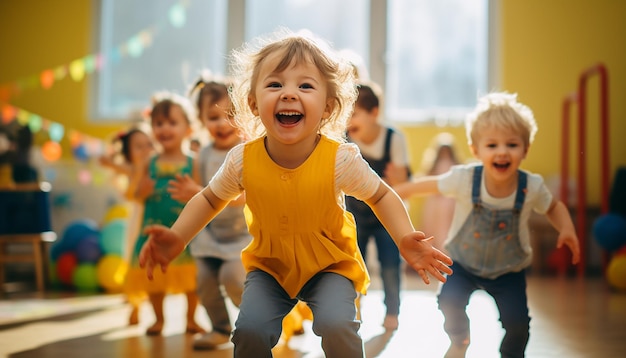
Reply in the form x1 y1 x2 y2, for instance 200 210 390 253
346 81 412 331
99 123 155 325
124 92 205 335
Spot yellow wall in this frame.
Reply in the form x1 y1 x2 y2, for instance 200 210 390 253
0 1 121 138
499 0 626 204
1 0 625 211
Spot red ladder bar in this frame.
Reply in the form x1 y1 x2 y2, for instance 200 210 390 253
562 63 610 276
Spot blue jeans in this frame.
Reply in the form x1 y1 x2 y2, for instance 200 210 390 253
232 270 363 358
437 262 531 358
357 224 401 316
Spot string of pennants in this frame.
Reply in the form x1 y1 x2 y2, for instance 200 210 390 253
0 1 191 167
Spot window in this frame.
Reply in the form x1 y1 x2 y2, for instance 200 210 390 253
386 0 489 124
244 0 369 56
92 0 492 125
92 0 228 120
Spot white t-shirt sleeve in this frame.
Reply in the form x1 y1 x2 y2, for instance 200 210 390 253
438 164 474 198
336 143 381 201
208 144 245 201
526 171 553 214
209 141 381 206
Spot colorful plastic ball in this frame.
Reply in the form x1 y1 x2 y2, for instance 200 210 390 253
49 240 66 261
72 264 99 292
75 235 103 263
56 252 78 285
592 213 626 252
99 219 127 255
60 219 100 251
103 204 130 224
606 254 626 291
97 254 128 292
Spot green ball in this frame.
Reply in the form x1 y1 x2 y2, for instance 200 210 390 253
72 264 100 292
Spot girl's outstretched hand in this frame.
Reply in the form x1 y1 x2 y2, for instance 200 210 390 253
399 231 453 284
139 225 186 280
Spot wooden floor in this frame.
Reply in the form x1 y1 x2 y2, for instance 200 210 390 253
1 272 625 358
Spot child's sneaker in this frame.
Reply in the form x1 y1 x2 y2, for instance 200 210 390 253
193 331 231 350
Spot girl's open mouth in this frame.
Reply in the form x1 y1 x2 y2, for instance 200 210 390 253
276 111 303 125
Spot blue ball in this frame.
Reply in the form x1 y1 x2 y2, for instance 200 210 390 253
51 219 100 260
75 235 103 263
592 213 626 252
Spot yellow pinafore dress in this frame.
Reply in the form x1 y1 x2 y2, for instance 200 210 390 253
241 136 370 298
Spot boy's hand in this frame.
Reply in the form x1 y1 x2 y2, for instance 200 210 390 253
556 230 581 265
399 232 453 284
139 225 186 280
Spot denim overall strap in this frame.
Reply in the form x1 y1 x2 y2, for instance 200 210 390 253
472 165 483 205
446 167 530 279
513 170 527 212
472 166 527 209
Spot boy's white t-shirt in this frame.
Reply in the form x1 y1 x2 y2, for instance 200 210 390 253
438 163 554 256
350 126 410 167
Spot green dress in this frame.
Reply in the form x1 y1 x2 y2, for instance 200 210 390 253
124 155 197 297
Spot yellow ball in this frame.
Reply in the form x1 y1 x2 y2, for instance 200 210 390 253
606 254 626 291
96 254 128 293
103 204 130 224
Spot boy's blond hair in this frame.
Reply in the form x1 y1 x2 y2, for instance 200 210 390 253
229 28 358 142
465 92 538 148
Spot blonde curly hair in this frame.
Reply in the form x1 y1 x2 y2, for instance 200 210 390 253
465 92 538 149
229 28 358 143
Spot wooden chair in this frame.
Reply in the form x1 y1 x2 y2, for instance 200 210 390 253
0 185 56 293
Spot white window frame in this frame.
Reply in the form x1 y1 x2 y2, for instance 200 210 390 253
91 0 499 125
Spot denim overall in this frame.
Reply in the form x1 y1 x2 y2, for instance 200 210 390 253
447 165 528 278
346 128 402 316
438 166 531 358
